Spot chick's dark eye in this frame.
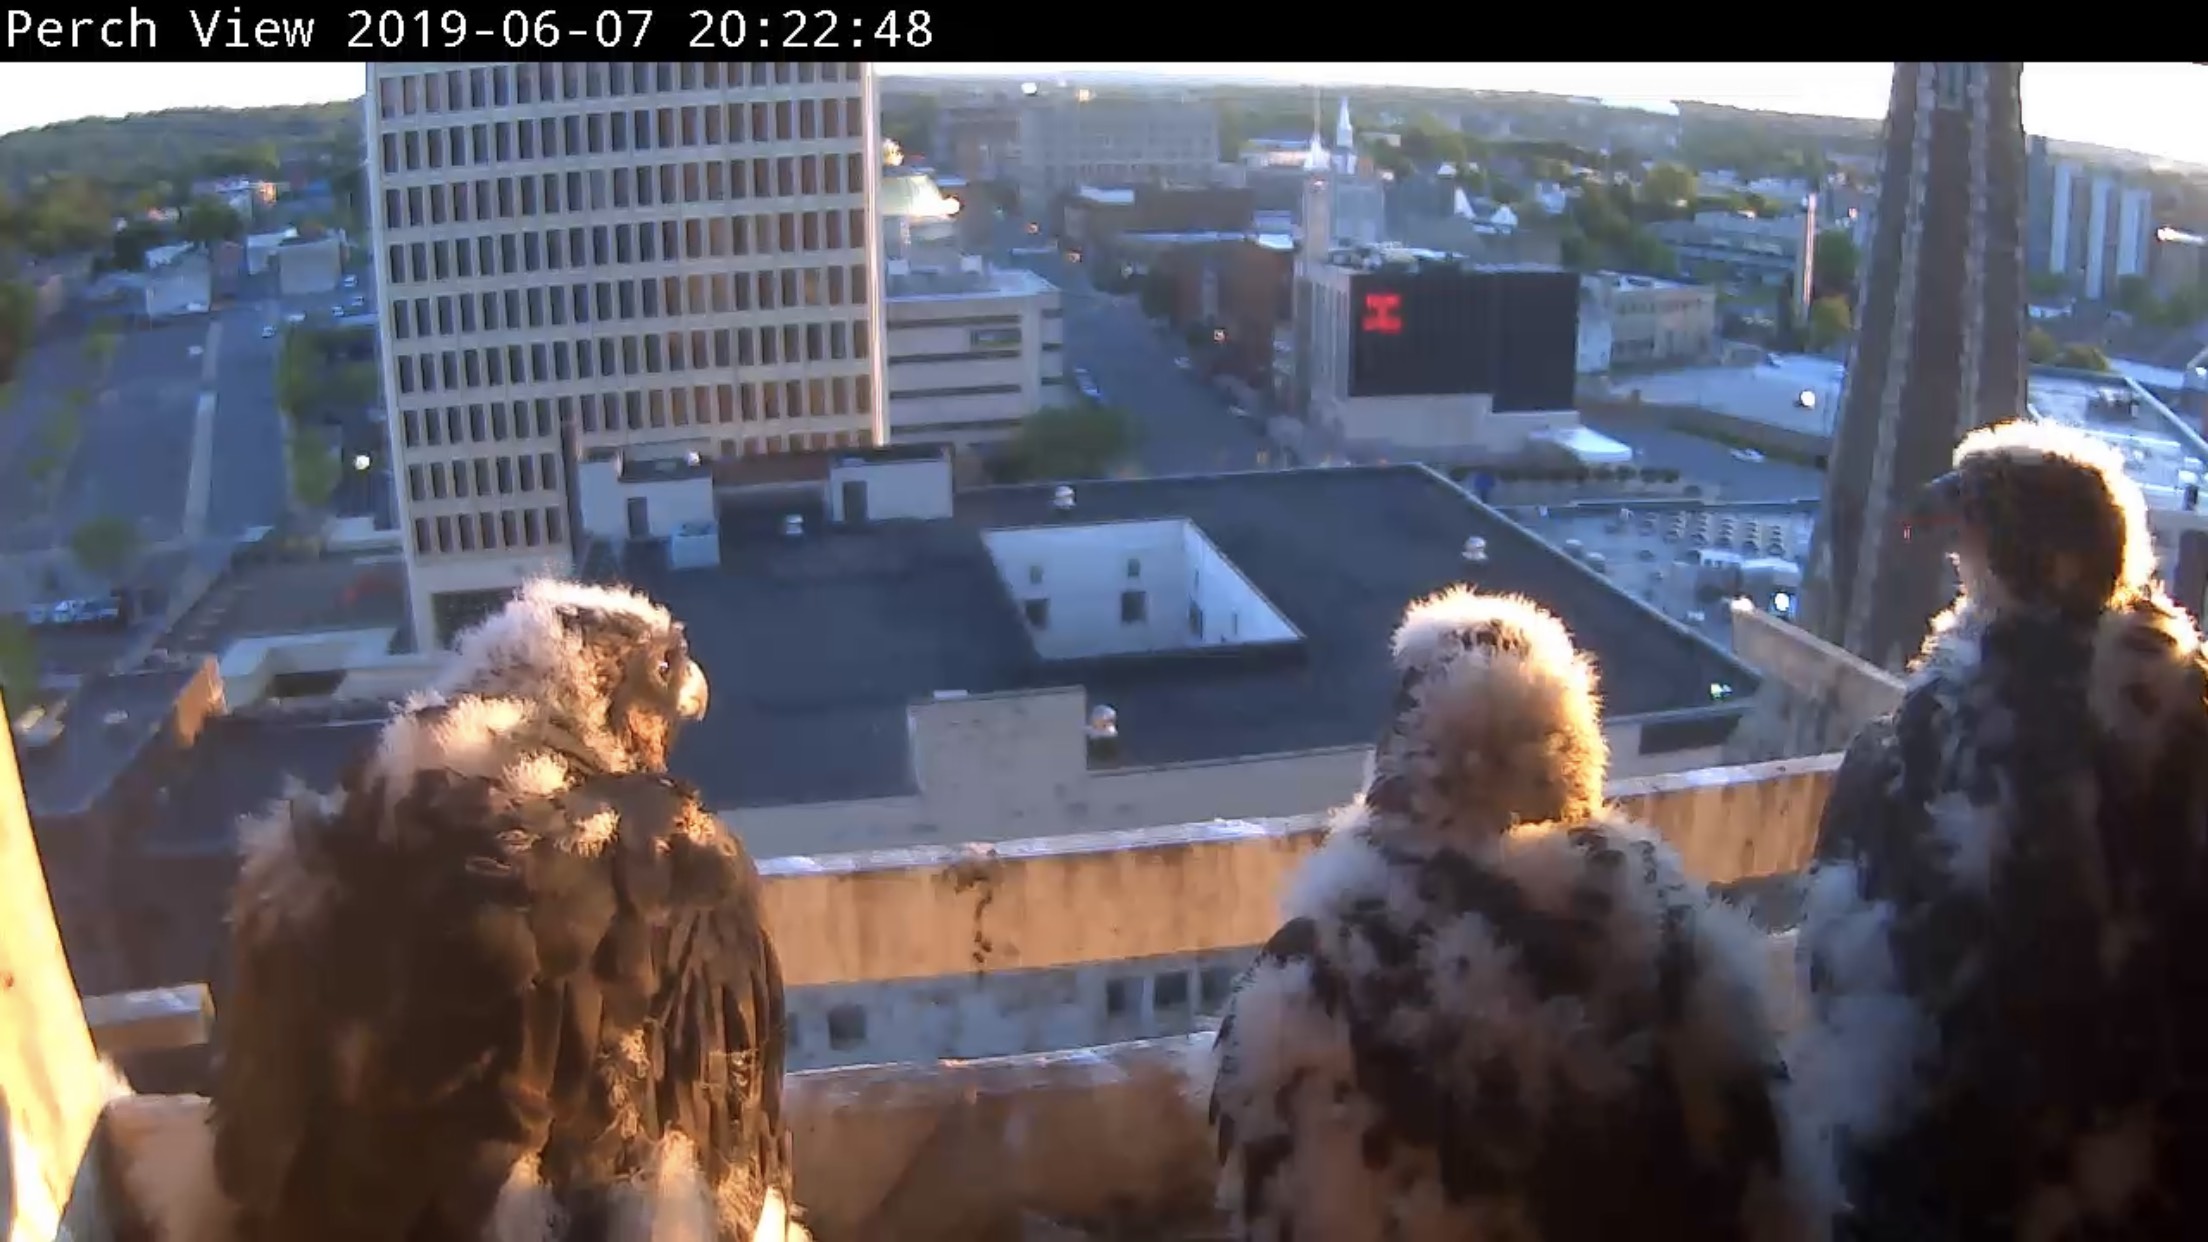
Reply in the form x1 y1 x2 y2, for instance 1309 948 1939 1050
655 657 673 680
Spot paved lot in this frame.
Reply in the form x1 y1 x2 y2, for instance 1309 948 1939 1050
1002 235 1276 478
0 316 207 555
1580 413 1828 501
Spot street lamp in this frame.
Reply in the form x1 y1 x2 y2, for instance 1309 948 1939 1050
351 453 371 472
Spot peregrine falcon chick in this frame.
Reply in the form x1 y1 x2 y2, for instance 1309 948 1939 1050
1209 586 1819 1242
177 579 804 1242
1796 417 2208 1240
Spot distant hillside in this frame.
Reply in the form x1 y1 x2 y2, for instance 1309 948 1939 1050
0 100 359 191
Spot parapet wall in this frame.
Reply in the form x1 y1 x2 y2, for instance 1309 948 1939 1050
12 710 1842 1239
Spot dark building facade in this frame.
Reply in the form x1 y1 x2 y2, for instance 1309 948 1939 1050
1345 265 1579 412
1154 239 1295 389
1061 186 1256 255
1800 63 2029 670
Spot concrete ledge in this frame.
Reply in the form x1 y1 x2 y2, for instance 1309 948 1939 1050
101 925 1801 1242
761 756 1839 988
81 985 214 1059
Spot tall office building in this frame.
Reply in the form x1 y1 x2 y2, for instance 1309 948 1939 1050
1800 63 2029 671
364 62 886 647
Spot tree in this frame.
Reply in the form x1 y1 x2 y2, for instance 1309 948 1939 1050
2028 270 2071 300
1640 163 1699 215
82 322 119 373
0 615 36 706
2053 342 2112 372
109 219 166 271
289 425 342 517
1002 405 1137 482
1139 267 1175 321
179 195 244 249
1806 296 1853 352
2027 325 2059 365
0 278 33 386
68 515 141 584
2113 274 2156 317
1813 229 1860 302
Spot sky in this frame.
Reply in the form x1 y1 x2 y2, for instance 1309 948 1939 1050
1 62 2204 167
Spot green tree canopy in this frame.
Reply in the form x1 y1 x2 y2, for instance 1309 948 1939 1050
1002 405 1137 482
1640 163 1699 214
109 219 166 271
1139 267 1176 321
2027 325 2060 365
1806 295 1853 351
289 425 342 515
68 514 141 583
1813 229 1860 301
0 278 34 386
2053 342 2112 372
0 615 37 706
180 195 244 248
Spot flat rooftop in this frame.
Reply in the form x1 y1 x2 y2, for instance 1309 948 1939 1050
1615 355 1844 437
16 664 207 819
159 555 408 656
886 264 1058 302
633 465 1759 808
1511 499 1819 649
1614 362 2208 513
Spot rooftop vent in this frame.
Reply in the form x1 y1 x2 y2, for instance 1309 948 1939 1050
781 513 805 539
102 709 131 731
1052 484 1076 512
1086 703 1120 760
1461 536 1489 564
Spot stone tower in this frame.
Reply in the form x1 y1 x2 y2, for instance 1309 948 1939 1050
1799 63 2029 671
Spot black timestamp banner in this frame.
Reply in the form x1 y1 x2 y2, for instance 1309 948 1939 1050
0 3 959 58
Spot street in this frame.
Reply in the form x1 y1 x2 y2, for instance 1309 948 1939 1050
995 223 1277 477
204 289 296 538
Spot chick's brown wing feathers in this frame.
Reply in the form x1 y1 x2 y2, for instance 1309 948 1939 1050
527 773 794 1228
214 765 577 1242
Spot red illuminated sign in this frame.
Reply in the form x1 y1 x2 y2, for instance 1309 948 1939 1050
1361 291 1404 335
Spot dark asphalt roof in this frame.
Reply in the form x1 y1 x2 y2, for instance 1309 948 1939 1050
632 464 1758 808
135 465 1757 832
143 703 387 856
18 665 208 819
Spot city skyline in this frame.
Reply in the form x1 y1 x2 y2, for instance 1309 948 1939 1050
1 63 2205 169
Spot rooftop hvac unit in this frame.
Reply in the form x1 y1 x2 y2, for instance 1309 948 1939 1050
1052 485 1076 512
1461 536 1489 564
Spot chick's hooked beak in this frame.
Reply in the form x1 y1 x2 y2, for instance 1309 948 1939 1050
676 658 710 721
1903 470 1966 543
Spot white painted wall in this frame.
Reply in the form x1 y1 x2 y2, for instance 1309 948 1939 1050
885 273 1065 446
827 455 954 522
275 238 343 296
983 520 1293 660
1184 524 1298 645
1577 311 1614 375
2117 188 2153 279
574 459 716 540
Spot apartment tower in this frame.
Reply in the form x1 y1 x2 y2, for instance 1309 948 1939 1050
1799 63 2028 671
364 61 886 647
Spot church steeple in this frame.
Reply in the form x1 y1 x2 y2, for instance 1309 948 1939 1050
1334 96 1356 174
1304 87 1329 173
